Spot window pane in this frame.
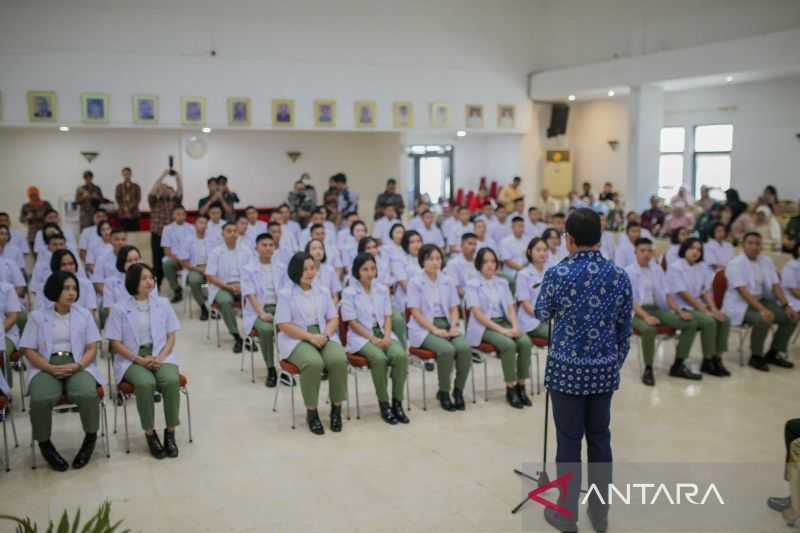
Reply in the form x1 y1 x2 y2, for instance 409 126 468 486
695 154 731 198
694 124 733 152
658 154 684 202
659 127 685 153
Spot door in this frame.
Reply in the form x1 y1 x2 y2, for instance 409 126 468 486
407 145 454 206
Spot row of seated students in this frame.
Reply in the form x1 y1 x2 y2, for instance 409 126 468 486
1 199 799 450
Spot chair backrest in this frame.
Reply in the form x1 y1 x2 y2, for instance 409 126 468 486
660 255 667 272
338 309 348 345
712 270 727 309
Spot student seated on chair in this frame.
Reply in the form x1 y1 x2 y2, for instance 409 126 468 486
101 245 142 327
391 229 423 311
722 232 799 371
0 223 26 273
78 208 107 264
666 238 731 378
542 227 567 265
30 228 68 297
705 223 736 272
19 271 103 472
614 222 642 269
445 232 480 298
303 221 343 279
407 243 471 412
373 205 400 246
465 247 533 409
516 237 551 341
664 226 690 270
306 238 341 305
83 220 113 276
182 214 210 321
39 250 97 321
381 222 406 262
275 252 348 435
234 214 253 250
357 236 406 347
418 209 445 248
107 263 182 460
0 280 21 391
242 233 280 388
205 222 252 354
341 252 409 425
339 220 367 276
204 203 225 251
243 206 267 248
161 205 194 304
472 218 497 254
626 238 700 386
446 206 474 255
91 228 128 295
782 242 800 316
33 210 78 256
499 216 528 282
0 254 26 334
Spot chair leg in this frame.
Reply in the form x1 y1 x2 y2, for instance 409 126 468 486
8 403 18 447
272 374 281 412
30 437 36 470
240 351 244 372
421 361 427 411
483 359 488 402
183 387 193 443
2 414 9 472
354 370 360 420
215 315 221 349
123 400 130 454
406 374 411 412
101 403 110 459
250 348 255 384
289 379 296 430
470 355 477 404
536 351 541 395
19 371 26 413
206 312 211 341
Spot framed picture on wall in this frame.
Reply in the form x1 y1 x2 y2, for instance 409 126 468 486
132 95 159 124
497 104 515 128
181 96 206 126
354 100 376 128
393 101 413 128
314 99 337 127
227 97 251 126
272 99 295 127
465 104 484 129
27 91 57 123
81 93 109 124
431 102 450 128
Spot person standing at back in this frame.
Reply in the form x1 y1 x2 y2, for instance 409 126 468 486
147 169 183 291
115 167 142 232
75 171 104 231
534 208 633 533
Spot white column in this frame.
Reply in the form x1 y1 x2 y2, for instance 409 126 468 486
626 85 664 211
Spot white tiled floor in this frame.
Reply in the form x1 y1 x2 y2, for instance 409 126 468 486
1 305 798 532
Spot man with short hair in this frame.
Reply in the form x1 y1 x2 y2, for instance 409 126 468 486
445 233 479 298
115 166 141 231
91 228 127 294
335 173 359 216
182 215 210 320
536 188 561 220
33 210 78 255
244 206 267 246
148 169 183 289
374 178 405 219
78 208 107 263
626 237 700 386
598 212 616 261
206 223 253 353
489 205 511 244
534 208 632 533
216 175 240 222
614 222 641 268
598 181 615 202
500 216 528 279
274 203 301 253
417 210 445 248
30 232 67 296
446 206 473 255
161 205 194 303
498 176 524 208
472 218 496 251
205 203 225 250
511 197 526 221
242 233 280 387
641 195 666 237
524 207 547 240
373 204 399 245
723 232 799 370
287 180 315 215
75 170 104 230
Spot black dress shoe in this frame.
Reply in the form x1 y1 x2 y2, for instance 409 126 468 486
765 351 795 369
71 433 97 469
642 365 655 386
669 360 702 380
170 289 183 304
265 367 277 388
713 357 731 376
767 496 792 512
306 410 324 435
232 335 244 354
515 383 532 406
436 391 456 412
378 401 398 425
701 358 725 377
587 506 608 532
391 399 410 423
748 355 770 371
145 431 167 459
199 306 209 321
38 441 69 472
163 429 179 458
506 386 524 409
452 388 466 411
330 405 343 432
543 506 577 533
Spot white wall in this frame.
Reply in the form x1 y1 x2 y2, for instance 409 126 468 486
0 128 404 218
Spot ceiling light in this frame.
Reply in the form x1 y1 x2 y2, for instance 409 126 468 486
201 127 211 133
456 130 466 137
568 94 576 102
725 75 733 82
58 125 70 132
607 90 615 97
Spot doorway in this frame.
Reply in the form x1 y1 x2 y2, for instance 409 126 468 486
407 144 454 206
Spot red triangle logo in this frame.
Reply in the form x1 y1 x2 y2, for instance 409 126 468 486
527 472 574 519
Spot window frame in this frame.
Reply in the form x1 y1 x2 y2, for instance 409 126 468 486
692 123 734 199
657 126 686 203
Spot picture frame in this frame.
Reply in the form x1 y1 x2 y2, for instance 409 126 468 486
431 102 449 128
132 95 159 124
181 96 206 126
314 99 337 127
393 101 414 129
27 90 57 123
81 92 110 124
465 104 484 129
354 100 376 128
227 97 251 127
272 99 295 127
497 104 515 128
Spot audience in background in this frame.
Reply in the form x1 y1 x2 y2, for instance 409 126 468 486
19 186 53 249
75 170 105 230
753 205 782 246
757 185 781 216
147 170 183 290
374 178 405 219
216 176 240 222
670 186 693 207
641 195 666 237
115 166 142 232
498 176 524 209
662 202 695 236
724 188 748 225
598 181 615 202
537 188 561 220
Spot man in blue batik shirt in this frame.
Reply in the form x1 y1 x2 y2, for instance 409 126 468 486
535 208 633 533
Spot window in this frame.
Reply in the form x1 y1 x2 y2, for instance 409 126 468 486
657 127 685 202
693 124 733 200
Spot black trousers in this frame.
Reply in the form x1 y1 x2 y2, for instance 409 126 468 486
550 389 614 522
119 218 139 232
786 419 800 465
150 232 164 288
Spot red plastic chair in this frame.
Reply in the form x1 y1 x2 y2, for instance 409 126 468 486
404 308 438 411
